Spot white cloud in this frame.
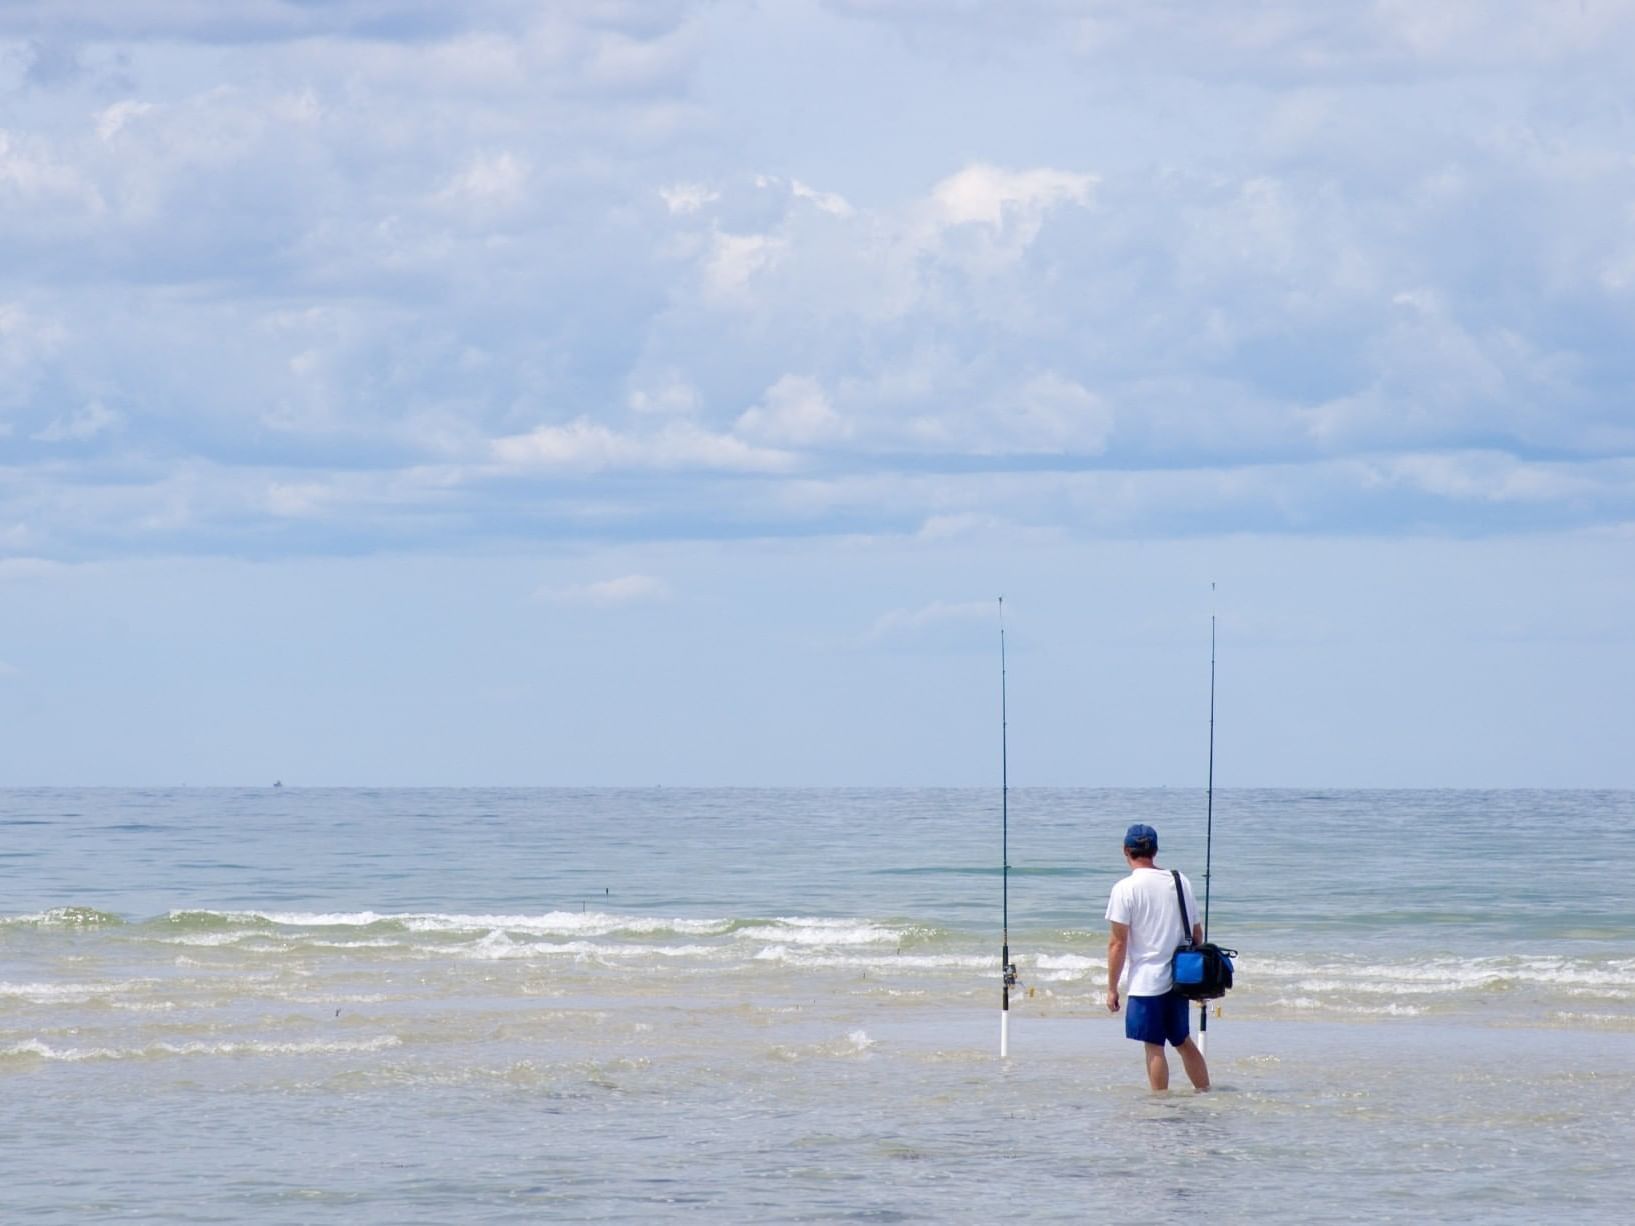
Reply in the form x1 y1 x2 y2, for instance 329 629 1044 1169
269 90 322 126
437 151 528 211
1371 0 1627 64
541 573 671 607
0 0 1631 562
928 163 1095 233
0 130 103 211
660 182 718 214
627 369 700 416
867 599 995 643
896 373 1111 456
96 100 155 142
749 173 855 219
1303 290 1585 452
658 160 1098 338
263 480 334 518
1005 373 1113 453
0 303 66 388
735 375 851 446
1373 452 1634 505
837 1 1635 76
491 419 795 473
33 401 120 443
791 179 854 217
578 24 693 93
702 231 785 300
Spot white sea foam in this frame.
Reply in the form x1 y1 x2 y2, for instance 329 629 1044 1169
153 1036 404 1057
616 916 737 937
457 934 733 963
1032 954 1101 971
186 909 745 940
1553 1010 1635 1027
197 910 393 928
153 910 930 953
157 931 264 947
1292 978 1469 997
1249 954 1635 994
473 929 521 956
1565 985 1635 1001
185 909 917 950
459 935 601 961
752 946 988 971
583 942 727 960
461 936 592 960
739 919 904 947
1271 996 1425 1017
1031 953 1103 980
401 911 737 939
0 980 151 1003
766 1029 877 1063
403 912 656 937
0 1035 403 1062
1 1038 127 1061
1 908 122 928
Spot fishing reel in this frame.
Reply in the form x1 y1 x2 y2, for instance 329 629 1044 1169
1003 960 1018 991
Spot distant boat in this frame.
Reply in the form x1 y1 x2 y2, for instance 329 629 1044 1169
273 780 283 788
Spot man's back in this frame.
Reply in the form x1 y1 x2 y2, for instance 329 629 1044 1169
1106 866 1196 995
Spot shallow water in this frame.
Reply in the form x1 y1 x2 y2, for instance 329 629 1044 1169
4 788 1634 1220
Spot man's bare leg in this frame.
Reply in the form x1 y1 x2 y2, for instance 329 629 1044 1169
1144 1042 1169 1091
1177 1037 1210 1091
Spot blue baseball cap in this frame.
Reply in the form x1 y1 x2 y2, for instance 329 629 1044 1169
1123 824 1158 855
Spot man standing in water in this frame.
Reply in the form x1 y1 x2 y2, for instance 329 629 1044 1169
1105 823 1211 1092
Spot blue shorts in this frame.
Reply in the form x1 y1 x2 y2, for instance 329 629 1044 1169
1125 991 1191 1046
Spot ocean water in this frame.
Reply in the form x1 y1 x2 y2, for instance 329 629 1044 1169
4 787 1633 1223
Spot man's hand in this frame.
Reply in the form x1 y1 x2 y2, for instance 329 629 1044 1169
1105 986 1121 1013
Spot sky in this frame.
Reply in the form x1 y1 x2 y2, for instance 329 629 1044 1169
1 0 1632 787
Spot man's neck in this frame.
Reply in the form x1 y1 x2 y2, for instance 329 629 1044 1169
1129 857 1158 870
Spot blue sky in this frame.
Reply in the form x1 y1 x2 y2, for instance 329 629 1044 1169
1 1 1632 785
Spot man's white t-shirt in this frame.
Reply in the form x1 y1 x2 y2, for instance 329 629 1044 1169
1105 866 1199 997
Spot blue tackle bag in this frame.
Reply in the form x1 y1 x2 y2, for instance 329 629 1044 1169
1169 870 1237 1001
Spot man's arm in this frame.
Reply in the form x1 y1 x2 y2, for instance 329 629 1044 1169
1106 920 1129 1013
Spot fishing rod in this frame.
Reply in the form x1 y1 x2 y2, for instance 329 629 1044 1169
999 596 1017 1058
1199 591 1217 1056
